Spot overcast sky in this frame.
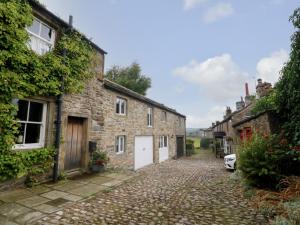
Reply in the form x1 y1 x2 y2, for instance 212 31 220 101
39 0 298 128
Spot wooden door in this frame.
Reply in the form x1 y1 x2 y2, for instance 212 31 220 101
65 117 84 170
176 137 184 158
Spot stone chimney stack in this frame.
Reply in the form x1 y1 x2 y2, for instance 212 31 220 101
225 106 232 117
244 82 253 105
236 96 245 111
256 78 272 98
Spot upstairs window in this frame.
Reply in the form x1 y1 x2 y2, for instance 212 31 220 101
15 100 47 149
159 136 168 148
116 97 127 115
115 136 125 154
27 18 56 55
147 107 153 127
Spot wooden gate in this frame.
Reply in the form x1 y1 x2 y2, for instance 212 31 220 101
65 117 84 170
176 137 184 158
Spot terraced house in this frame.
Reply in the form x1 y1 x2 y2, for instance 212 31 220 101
14 1 186 177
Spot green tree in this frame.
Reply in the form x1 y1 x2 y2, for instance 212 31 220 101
276 8 300 145
105 63 151 95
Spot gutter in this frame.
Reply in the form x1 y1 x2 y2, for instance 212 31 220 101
53 16 73 182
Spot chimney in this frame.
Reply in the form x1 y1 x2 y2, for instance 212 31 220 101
245 83 249 97
244 82 253 105
236 96 245 110
256 78 272 98
225 106 232 117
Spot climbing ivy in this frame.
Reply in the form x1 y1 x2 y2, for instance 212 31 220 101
251 90 278 115
0 0 95 181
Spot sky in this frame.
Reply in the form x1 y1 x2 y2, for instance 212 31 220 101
39 0 298 128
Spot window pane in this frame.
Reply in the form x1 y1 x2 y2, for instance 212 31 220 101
164 136 168 147
25 124 41 144
17 100 28 121
121 101 125 114
116 99 120 114
29 102 43 122
16 123 25 144
40 23 52 41
28 19 40 35
120 137 124 152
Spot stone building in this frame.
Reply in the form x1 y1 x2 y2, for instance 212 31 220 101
211 79 278 155
13 1 186 175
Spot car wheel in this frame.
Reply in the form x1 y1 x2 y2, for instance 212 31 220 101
234 162 237 170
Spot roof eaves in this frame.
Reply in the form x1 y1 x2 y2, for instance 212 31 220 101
103 79 186 118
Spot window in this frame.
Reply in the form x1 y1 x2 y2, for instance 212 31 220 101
178 116 182 127
159 136 168 148
116 97 127 115
27 18 56 55
161 111 167 122
115 136 126 154
15 100 47 149
147 107 153 127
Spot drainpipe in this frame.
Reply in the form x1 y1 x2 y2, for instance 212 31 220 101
53 15 73 182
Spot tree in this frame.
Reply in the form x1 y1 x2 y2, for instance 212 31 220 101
276 8 300 145
105 63 151 96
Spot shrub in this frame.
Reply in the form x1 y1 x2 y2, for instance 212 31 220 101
186 139 195 156
200 138 212 149
91 150 109 166
238 133 300 189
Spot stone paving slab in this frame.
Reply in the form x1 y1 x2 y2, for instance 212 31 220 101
17 195 50 207
15 211 45 224
0 202 31 218
0 171 135 224
67 183 107 197
0 189 33 203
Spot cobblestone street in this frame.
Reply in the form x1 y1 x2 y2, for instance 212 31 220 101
35 151 266 225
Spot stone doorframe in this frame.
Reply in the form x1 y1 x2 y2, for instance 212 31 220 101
59 113 91 172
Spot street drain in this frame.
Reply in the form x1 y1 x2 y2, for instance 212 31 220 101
46 198 70 207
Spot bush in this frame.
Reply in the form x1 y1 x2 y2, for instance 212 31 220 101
200 138 212 149
186 139 195 156
238 133 300 189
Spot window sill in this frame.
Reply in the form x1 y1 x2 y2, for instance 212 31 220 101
116 151 124 155
13 144 44 150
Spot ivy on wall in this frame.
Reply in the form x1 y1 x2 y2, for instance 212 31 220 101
0 0 95 182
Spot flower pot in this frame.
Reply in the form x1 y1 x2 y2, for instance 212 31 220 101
91 164 105 173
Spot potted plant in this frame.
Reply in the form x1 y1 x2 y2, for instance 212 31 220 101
90 150 109 172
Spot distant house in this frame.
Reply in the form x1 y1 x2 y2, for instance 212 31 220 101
211 80 278 156
12 0 186 180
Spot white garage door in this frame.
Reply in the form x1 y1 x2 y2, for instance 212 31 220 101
159 136 169 163
134 136 153 170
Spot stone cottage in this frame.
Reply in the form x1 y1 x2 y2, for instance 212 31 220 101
14 1 186 175
211 80 278 155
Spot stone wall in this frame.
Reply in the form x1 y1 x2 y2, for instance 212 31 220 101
57 78 186 171
99 87 186 169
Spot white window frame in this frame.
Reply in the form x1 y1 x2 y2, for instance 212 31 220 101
159 136 168 148
26 17 56 55
115 136 126 154
116 97 127 116
147 107 153 127
14 99 47 150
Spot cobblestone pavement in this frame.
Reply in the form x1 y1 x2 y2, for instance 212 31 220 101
36 151 266 225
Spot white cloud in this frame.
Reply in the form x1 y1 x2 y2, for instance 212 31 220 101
183 0 208 10
256 49 289 85
174 54 248 102
186 105 225 128
203 2 234 23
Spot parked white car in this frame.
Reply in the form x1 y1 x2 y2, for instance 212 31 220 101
224 154 236 170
